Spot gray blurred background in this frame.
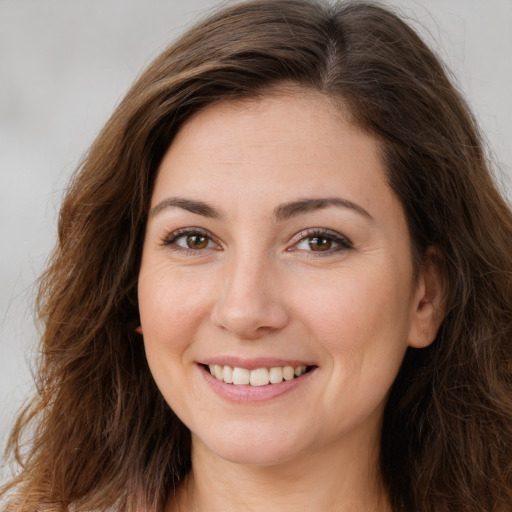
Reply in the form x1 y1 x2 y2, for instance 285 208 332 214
1 0 511 481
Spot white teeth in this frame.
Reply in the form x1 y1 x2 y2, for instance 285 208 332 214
269 367 283 384
294 365 307 377
232 367 250 385
250 368 270 386
223 365 233 384
283 366 295 381
207 364 310 385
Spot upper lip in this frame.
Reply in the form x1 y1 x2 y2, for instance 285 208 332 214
199 356 316 370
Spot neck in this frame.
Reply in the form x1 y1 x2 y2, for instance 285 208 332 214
166 433 391 512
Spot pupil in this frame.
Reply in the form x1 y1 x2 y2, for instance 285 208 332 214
187 235 207 249
309 236 331 251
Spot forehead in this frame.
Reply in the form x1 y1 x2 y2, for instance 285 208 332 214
151 88 391 212
175 87 348 155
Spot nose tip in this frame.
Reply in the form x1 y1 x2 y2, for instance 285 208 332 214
210 264 289 340
212 301 289 340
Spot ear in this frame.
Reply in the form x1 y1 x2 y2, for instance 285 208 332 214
408 248 446 348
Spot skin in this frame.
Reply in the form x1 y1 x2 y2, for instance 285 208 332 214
138 87 445 512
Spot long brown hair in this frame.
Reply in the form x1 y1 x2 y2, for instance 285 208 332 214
3 1 512 510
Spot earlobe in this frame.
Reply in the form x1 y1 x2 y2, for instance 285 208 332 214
408 248 446 348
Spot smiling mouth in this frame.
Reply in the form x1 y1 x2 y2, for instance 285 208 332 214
202 364 315 386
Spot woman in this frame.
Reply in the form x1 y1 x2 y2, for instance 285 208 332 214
2 0 512 510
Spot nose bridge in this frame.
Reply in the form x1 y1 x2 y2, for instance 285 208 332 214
211 245 288 338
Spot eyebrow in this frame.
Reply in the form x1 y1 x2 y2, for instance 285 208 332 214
274 197 373 222
149 196 372 221
150 197 222 219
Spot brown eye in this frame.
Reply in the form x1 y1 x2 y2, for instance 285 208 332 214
186 234 209 249
167 230 216 251
308 236 333 251
293 229 352 255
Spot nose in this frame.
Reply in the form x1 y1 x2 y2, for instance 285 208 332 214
210 253 290 340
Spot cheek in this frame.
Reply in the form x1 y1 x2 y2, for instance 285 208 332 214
138 260 216 339
137 263 212 406
296 267 410 337
290 264 412 390
138 272 192 390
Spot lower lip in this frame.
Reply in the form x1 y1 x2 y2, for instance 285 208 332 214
198 364 317 403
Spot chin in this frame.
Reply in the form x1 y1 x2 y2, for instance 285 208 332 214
213 443 300 467
194 423 308 467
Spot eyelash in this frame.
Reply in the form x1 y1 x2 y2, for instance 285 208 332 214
161 227 353 256
290 228 353 256
161 227 219 255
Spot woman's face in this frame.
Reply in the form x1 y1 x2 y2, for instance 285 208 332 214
138 88 430 466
